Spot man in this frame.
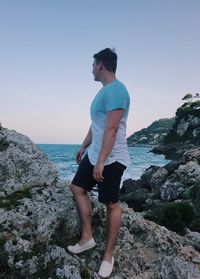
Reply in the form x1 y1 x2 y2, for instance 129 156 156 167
68 48 130 278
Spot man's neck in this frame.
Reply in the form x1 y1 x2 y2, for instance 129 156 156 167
100 73 116 87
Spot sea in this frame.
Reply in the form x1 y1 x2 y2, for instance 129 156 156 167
37 144 170 183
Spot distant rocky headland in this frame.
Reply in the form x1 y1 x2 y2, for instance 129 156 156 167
0 99 200 278
127 118 175 146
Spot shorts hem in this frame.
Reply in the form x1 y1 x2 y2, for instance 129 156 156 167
98 199 119 205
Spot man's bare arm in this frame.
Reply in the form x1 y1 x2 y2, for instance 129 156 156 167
93 109 124 181
76 126 92 164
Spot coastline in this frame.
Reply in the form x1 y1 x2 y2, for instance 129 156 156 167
37 144 170 182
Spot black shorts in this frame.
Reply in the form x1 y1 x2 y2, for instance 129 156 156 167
71 154 126 204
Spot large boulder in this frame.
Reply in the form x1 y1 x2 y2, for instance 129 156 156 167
176 161 200 187
141 166 168 195
0 128 58 195
160 177 184 201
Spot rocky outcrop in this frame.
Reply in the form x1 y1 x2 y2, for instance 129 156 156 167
120 148 200 213
121 101 200 234
0 128 58 196
152 101 200 160
1 127 200 278
127 118 175 146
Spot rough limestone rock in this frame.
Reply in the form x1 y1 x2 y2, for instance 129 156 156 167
164 159 184 175
0 128 58 195
148 167 168 195
140 166 168 192
177 118 189 136
160 177 184 201
187 114 200 129
152 102 200 160
176 161 200 186
181 229 200 251
191 181 200 215
121 147 200 215
1 127 200 279
184 148 200 164
122 103 200 232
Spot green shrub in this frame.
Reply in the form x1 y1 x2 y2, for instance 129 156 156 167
0 136 9 151
190 109 200 118
80 267 90 279
163 130 180 144
176 102 200 119
191 100 200 109
0 187 32 210
176 106 191 119
144 202 194 235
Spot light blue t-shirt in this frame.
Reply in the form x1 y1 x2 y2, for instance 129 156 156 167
88 79 131 167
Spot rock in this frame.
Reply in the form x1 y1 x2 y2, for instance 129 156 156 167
152 102 200 159
120 188 150 211
184 148 200 164
188 114 200 128
159 252 200 279
118 206 200 279
181 229 200 251
160 177 184 201
190 181 200 214
176 161 200 187
120 178 163 211
1 126 200 279
193 127 200 138
140 166 162 189
177 118 189 136
149 168 168 195
0 128 58 195
164 159 184 175
120 178 140 194
140 165 168 194
151 142 180 160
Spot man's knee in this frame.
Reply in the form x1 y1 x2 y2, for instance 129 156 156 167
69 184 86 196
106 202 121 211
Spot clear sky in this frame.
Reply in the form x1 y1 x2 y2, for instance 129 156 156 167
0 0 199 144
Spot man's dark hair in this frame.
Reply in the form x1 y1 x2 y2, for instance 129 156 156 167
93 48 117 73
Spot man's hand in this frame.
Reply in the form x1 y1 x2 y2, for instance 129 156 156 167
93 161 104 182
75 146 85 164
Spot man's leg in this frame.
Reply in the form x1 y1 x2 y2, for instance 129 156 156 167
70 184 93 244
103 202 122 262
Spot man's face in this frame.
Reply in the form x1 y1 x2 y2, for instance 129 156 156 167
92 60 101 81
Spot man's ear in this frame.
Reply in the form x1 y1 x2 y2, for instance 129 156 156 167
99 62 103 71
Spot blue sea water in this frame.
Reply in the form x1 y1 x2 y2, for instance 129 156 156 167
37 144 170 183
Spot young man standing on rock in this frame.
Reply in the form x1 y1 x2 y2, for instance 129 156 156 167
68 48 130 278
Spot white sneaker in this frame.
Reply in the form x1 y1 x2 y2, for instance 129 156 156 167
98 257 114 278
67 238 96 254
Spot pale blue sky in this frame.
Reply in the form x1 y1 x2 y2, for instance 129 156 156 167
0 0 199 143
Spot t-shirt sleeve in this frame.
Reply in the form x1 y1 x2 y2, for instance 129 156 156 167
104 87 128 112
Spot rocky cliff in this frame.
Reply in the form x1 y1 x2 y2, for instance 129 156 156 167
120 101 200 235
152 101 200 159
1 126 200 279
127 118 175 146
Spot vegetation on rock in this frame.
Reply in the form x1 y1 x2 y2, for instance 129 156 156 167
0 187 32 210
144 202 194 235
163 100 200 146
